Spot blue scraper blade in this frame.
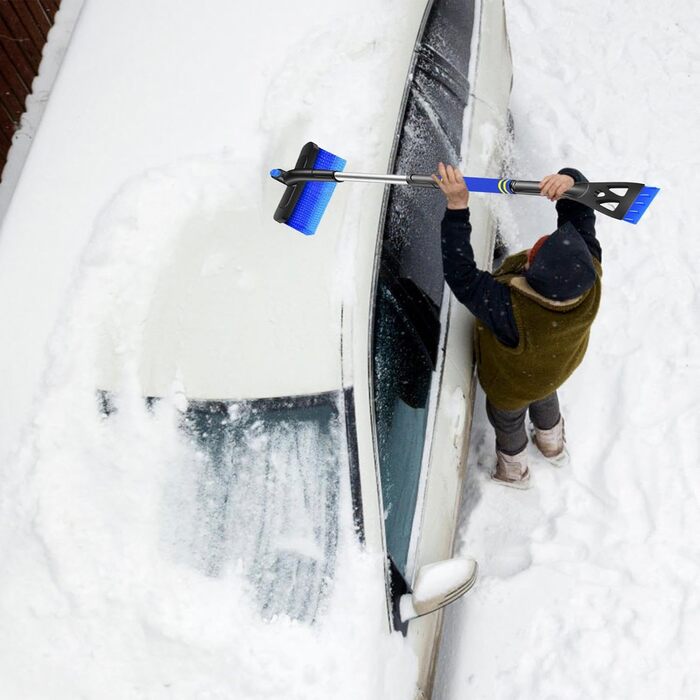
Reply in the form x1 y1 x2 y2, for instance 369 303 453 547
623 186 660 224
287 148 347 235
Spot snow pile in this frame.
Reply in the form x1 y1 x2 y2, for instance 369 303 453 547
435 0 700 698
4 0 696 695
0 0 415 450
0 1 422 697
0 157 416 699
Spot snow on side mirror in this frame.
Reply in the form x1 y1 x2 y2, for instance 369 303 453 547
399 558 478 623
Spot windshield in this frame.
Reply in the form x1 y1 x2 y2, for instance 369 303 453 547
100 390 349 623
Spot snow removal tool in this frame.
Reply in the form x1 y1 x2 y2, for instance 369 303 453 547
270 142 660 235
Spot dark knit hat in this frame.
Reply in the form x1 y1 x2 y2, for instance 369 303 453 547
527 235 549 267
525 222 596 301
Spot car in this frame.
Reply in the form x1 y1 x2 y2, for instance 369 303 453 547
96 0 512 695
0 0 512 696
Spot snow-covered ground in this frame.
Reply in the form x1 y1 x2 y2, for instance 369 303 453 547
1 0 698 698
435 1 700 697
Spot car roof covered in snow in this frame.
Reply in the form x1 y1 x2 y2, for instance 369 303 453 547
97 184 351 401
0 0 431 408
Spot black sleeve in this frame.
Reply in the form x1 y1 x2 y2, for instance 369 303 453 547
556 167 602 263
441 208 519 348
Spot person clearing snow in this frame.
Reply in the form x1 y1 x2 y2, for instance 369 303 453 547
435 162 601 488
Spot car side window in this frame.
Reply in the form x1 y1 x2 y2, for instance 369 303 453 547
373 267 433 578
380 0 473 310
372 0 475 619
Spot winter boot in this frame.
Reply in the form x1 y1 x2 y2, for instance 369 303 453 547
492 446 531 489
532 416 569 466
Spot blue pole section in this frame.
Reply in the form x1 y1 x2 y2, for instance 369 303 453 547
463 177 513 194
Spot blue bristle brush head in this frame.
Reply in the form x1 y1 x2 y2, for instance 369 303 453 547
287 148 347 235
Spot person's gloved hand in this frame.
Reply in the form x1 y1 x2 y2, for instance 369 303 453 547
540 173 575 201
433 162 470 210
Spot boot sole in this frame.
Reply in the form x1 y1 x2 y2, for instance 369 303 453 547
537 446 570 468
529 425 570 467
490 469 533 490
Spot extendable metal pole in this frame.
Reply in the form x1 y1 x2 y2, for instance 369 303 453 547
334 172 438 187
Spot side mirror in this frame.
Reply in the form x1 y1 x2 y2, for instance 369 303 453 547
399 558 478 623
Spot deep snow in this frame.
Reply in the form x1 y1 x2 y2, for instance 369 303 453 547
0 1 421 698
0 0 698 698
434 1 700 698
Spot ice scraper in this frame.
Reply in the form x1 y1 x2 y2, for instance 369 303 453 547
270 142 660 235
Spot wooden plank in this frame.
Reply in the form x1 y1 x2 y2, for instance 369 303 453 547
0 98 13 130
0 97 16 143
23 1 51 35
0 95 25 133
7 1 47 58
0 96 21 121
40 0 60 16
0 71 17 163
0 40 32 100
0 125 14 145
0 92 19 126
0 44 31 108
0 138 11 161
0 14 38 91
46 0 62 16
39 0 60 25
0 139 11 158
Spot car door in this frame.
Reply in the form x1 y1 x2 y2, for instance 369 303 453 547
369 0 474 629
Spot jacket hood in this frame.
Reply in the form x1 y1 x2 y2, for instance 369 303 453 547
525 222 596 301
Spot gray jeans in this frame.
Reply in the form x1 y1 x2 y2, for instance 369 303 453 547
486 392 561 456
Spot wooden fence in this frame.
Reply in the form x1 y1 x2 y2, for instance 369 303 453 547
0 0 61 170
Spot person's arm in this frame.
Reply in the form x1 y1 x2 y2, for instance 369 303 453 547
541 168 601 262
435 163 519 348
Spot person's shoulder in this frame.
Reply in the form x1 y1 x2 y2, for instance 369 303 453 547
493 250 528 277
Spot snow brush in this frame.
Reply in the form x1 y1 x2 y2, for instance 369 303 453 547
270 142 660 235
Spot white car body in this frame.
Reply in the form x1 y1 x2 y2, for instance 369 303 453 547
0 0 511 696
110 1 511 692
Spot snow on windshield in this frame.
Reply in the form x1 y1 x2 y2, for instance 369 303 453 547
0 155 418 698
175 393 343 623
0 0 433 695
99 390 345 624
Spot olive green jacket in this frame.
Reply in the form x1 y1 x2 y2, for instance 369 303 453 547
476 251 602 410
